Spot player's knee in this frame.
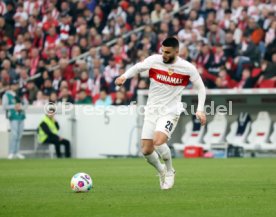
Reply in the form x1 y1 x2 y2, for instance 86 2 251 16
153 132 168 146
142 147 153 155
141 144 154 155
153 138 164 146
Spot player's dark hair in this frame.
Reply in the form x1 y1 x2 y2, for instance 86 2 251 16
162 37 179 49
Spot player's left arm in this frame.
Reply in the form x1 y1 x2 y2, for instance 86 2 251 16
190 72 207 126
115 55 155 86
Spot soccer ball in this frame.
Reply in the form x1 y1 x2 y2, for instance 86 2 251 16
71 172 93 192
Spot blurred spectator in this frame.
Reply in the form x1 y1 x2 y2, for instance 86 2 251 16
35 69 50 90
112 89 129 106
49 91 58 104
59 80 69 90
72 71 92 99
215 67 237 89
1 59 17 80
208 43 227 75
42 78 54 97
58 87 74 104
75 89 92 104
18 65 29 89
95 88 112 106
59 58 75 87
257 56 276 85
13 34 25 60
231 0 243 22
237 68 256 89
223 32 237 58
235 33 261 80
197 43 214 70
207 22 226 46
189 9 204 28
108 5 126 22
103 57 119 84
151 3 166 23
131 78 150 102
100 45 112 66
91 67 107 97
52 69 63 92
33 91 47 106
13 4 28 38
26 80 38 105
58 13 70 41
0 0 7 16
29 48 40 76
0 68 10 87
44 27 60 50
265 20 276 46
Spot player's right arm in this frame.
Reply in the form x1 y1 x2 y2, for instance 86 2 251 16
188 64 207 126
115 55 155 86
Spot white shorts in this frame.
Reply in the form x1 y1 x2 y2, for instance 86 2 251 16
141 113 180 140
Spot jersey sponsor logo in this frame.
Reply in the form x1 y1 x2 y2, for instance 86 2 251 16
149 68 190 86
156 74 183 84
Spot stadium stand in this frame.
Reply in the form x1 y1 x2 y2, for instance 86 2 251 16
0 0 276 107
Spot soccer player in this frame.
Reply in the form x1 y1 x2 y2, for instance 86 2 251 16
115 37 206 190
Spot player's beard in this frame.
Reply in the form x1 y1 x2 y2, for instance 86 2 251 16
163 56 175 64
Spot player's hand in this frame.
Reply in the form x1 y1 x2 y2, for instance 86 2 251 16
196 111 206 126
115 76 126 86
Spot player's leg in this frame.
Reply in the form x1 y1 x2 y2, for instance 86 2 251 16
154 115 179 172
142 139 166 188
141 119 166 188
153 132 175 190
141 139 164 173
154 115 180 189
153 132 174 173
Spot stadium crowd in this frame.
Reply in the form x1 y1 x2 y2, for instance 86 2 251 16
0 0 276 106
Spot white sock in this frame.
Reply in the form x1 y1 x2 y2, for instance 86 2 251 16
144 151 164 173
155 144 174 172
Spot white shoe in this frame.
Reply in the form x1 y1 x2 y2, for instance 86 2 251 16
162 170 176 190
158 164 167 188
8 154 14 160
16 153 25 159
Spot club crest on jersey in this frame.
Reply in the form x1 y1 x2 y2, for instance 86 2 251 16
168 68 174 76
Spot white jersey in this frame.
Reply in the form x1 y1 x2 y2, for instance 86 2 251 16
123 54 202 114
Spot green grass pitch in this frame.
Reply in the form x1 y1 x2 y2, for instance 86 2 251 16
0 158 276 217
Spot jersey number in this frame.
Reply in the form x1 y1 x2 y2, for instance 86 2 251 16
165 121 173 131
